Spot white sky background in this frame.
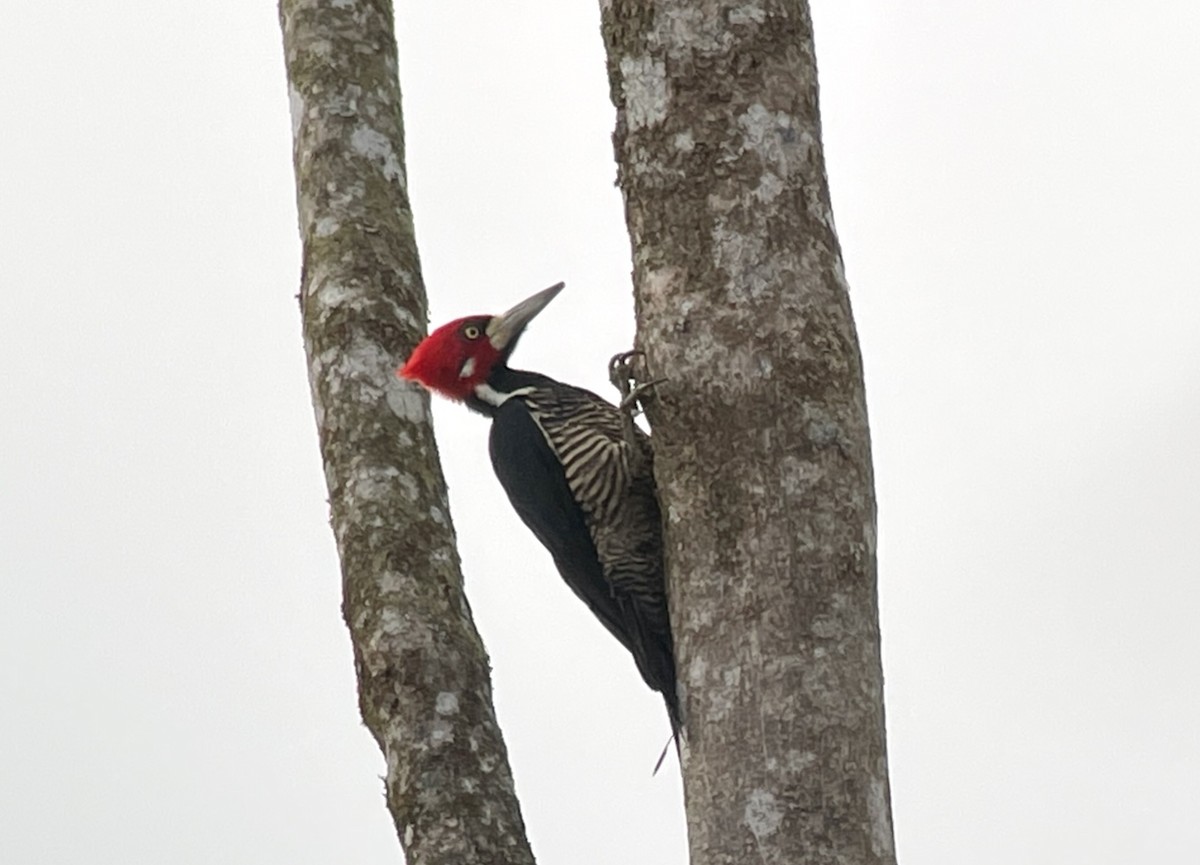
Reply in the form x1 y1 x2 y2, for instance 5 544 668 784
2 1 1197 863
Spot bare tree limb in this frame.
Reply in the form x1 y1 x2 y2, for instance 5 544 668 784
279 1 535 862
600 2 897 863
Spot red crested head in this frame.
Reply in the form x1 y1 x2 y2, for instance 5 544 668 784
398 282 565 403
399 315 500 401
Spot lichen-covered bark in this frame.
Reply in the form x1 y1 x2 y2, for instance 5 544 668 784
600 3 896 864
278 2 534 863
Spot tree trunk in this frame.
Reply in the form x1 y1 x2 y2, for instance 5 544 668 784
278 2 535 862
600 3 897 864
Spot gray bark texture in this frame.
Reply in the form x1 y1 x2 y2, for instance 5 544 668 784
600 2 897 864
278 2 535 863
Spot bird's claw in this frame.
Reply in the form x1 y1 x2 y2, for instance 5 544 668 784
619 378 667 414
609 350 664 413
609 350 643 396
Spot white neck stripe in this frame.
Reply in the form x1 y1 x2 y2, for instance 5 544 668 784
474 383 535 407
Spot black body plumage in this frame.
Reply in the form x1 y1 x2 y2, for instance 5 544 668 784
468 367 681 752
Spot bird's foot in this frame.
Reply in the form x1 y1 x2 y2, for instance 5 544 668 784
619 378 667 414
609 350 664 417
608 350 641 399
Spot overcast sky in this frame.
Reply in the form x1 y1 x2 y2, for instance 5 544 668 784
3 2 1198 864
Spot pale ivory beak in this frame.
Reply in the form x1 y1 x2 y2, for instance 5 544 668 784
486 282 565 350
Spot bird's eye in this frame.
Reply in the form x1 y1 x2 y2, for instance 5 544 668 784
463 324 482 340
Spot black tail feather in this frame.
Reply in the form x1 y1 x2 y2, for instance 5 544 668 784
652 691 684 775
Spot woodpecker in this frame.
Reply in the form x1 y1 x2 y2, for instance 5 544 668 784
399 283 681 761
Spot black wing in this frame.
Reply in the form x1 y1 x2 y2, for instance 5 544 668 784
489 387 681 753
488 398 638 658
